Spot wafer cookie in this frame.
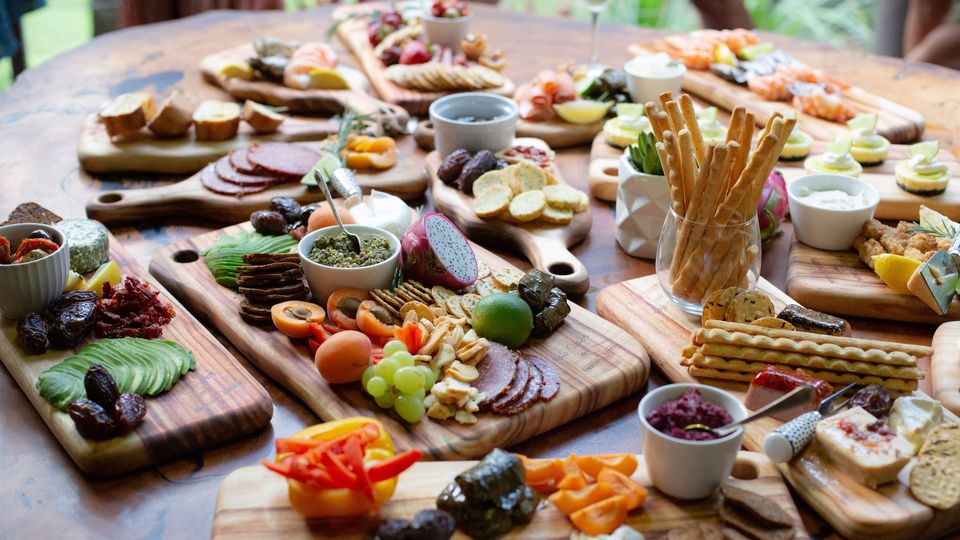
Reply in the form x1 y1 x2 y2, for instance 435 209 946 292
704 320 933 357
698 343 923 380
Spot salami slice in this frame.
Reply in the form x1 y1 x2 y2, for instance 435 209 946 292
228 148 262 175
529 356 560 401
200 164 269 196
247 142 321 177
214 157 280 186
475 343 518 409
503 359 543 415
491 355 530 413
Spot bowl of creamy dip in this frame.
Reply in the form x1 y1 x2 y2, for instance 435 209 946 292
788 174 879 251
623 53 686 105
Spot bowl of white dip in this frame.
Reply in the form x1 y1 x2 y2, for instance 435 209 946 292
623 53 686 105
788 174 879 251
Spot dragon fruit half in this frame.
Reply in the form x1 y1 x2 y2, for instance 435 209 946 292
401 212 478 289
758 169 788 242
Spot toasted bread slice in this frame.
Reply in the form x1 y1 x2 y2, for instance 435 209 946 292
473 184 513 218
193 100 241 141
147 91 193 138
473 168 514 197
100 92 155 137
516 161 547 192
508 190 546 223
543 184 582 210
242 100 285 134
540 204 573 225
573 190 589 213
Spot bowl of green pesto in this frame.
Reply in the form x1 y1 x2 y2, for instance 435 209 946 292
298 224 400 304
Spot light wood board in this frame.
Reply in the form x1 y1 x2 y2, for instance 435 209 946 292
0 234 272 476
211 452 805 539
426 149 592 296
785 239 960 324
85 137 429 226
333 3 515 116
148 222 649 461
595 275 960 540
931 322 960 416
628 43 925 144
414 118 603 152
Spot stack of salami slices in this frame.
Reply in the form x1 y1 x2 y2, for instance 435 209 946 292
473 342 561 416
200 142 322 197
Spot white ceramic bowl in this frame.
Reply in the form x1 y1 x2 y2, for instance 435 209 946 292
638 383 747 500
0 223 70 320
422 13 473 48
429 93 518 158
787 174 880 251
298 225 400 305
624 54 686 105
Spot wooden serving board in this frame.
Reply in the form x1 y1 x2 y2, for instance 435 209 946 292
931 322 960 416
333 3 515 116
595 275 960 540
149 223 649 461
627 43 925 144
412 118 602 152
786 239 960 324
85 137 429 226
0 233 272 476
211 452 806 539
426 149 592 296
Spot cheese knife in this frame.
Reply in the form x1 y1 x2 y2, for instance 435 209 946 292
906 229 960 315
763 382 857 463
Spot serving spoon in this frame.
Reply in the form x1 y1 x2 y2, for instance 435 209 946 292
314 168 361 254
684 386 816 438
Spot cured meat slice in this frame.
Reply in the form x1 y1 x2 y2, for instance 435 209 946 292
502 358 544 415
228 148 261 174
491 355 530 412
529 356 560 401
214 157 280 186
247 142 321 177
475 342 518 409
200 164 269 196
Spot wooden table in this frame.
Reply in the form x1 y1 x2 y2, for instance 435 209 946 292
1 5 959 539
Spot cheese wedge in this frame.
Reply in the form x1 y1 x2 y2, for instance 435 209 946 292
99 92 156 137
193 100 240 141
815 406 913 489
888 396 943 454
241 100 285 134
147 91 193 138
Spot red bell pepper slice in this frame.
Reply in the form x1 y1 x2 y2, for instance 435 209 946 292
307 337 322 356
261 457 336 488
321 450 358 489
366 450 421 483
275 437 327 454
13 238 58 261
0 237 11 264
343 435 375 503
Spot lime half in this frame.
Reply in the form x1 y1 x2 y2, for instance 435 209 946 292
553 100 613 124
615 103 646 119
738 42 774 61
847 112 878 132
911 140 940 160
827 137 853 155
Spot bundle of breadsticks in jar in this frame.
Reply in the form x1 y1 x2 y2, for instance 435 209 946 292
647 91 795 306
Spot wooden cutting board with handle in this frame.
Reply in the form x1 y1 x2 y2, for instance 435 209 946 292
149 222 649 461
628 43 925 144
786 239 960 324
211 451 806 539
85 137 428 226
426 148 591 296
931 322 960 416
410 119 602 152
596 275 960 540
0 232 272 477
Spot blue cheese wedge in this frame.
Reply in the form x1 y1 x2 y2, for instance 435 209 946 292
54 219 109 273
888 396 943 454
815 406 914 489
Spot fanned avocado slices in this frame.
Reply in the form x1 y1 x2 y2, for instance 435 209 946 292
202 231 298 288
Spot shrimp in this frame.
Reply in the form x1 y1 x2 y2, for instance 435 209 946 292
719 29 759 53
676 46 714 70
748 72 793 101
792 87 855 122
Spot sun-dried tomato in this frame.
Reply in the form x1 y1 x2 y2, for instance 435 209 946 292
0 236 12 264
12 237 59 261
95 276 176 339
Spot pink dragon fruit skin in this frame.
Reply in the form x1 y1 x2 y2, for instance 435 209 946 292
758 169 788 241
401 212 479 289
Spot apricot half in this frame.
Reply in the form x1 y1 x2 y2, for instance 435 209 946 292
326 288 371 331
356 300 396 337
271 301 326 338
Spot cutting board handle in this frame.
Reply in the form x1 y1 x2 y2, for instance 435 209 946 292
588 158 620 203
527 235 590 296
342 93 410 135
86 184 189 226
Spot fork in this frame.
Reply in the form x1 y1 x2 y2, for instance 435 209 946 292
763 382 857 463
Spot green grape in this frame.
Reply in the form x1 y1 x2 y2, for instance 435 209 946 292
417 365 436 389
392 351 415 367
394 366 424 394
412 387 426 401
375 389 396 408
382 339 408 357
376 357 400 385
366 376 388 397
361 365 378 387
395 393 424 422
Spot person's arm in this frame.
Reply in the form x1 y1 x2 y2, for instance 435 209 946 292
903 0 952 52
690 0 754 30
906 20 960 69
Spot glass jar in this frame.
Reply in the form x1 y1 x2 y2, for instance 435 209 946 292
655 208 761 316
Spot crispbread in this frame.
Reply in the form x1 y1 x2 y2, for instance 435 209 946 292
516 160 547 192
508 190 546 222
473 184 513 218
910 424 960 509
702 287 739 325
472 168 513 196
723 290 775 324
919 424 960 457
698 343 923 380
540 204 573 225
542 184 581 209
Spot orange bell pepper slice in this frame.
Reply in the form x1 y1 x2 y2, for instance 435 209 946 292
557 470 588 491
569 494 629 536
548 482 616 516
517 455 565 485
394 320 423 354
596 468 648 510
575 454 638 479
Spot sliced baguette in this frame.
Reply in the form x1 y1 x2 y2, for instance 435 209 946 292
508 190 546 223
516 161 547 192
147 91 193 138
473 184 513 218
100 92 155 137
540 204 573 225
543 184 582 210
242 100 285 134
193 100 241 141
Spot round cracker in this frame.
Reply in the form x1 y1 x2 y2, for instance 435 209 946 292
701 287 740 326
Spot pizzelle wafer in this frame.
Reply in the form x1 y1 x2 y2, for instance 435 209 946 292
697 343 923 380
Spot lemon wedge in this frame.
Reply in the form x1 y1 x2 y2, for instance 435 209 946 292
911 140 940 160
872 254 921 294
714 43 737 66
64 271 85 292
218 63 254 81
553 100 613 125
307 68 350 90
83 260 122 296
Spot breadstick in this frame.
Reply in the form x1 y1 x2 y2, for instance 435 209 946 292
663 130 684 209
678 129 698 210
688 357 920 392
665 100 685 135
697 344 923 380
703 230 752 298
728 112 755 191
665 153 686 216
758 112 782 144
658 91 675 115
679 94 705 164
668 144 715 281
646 102 667 142
736 244 758 289
725 107 745 144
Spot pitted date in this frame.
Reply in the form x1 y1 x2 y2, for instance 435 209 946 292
113 392 147 434
48 300 97 348
67 398 118 440
84 364 119 409
16 313 47 354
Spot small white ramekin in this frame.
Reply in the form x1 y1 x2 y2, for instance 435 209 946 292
298 224 400 305
422 13 474 48
787 174 880 251
0 223 70 320
624 54 686 105
428 93 518 158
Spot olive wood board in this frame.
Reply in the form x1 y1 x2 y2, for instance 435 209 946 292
149 222 650 461
931 322 960 416
414 118 602 151
211 452 805 539
0 234 273 476
588 132 960 220
595 274 960 540
333 3 515 116
77 114 342 175
85 137 429 226
199 44 411 124
785 239 960 325
627 43 925 144
426 146 592 296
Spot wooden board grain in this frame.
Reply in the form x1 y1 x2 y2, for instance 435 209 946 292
84 137 429 226
515 119 604 149
211 451 805 540
148 223 649 461
426 148 591 296
786 239 960 324
627 44 925 144
333 3 515 116
0 234 272 477
931 322 960 416
595 274 960 540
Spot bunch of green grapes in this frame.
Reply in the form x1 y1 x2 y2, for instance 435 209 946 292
361 339 437 422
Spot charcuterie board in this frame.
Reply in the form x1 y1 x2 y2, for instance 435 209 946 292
425 148 592 296
0 233 272 476
627 43 925 144
596 274 960 540
149 222 649 461
931 323 960 416
211 451 805 539
786 239 960 324
587 132 622 202
85 137 429 226
332 3 515 116
411 119 602 151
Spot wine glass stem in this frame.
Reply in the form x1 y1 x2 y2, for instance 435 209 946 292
590 11 600 66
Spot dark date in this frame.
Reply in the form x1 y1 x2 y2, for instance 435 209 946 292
112 392 146 434
84 364 119 409
67 398 118 440
48 300 97 349
250 210 287 236
16 313 47 354
50 290 97 312
848 384 893 417
269 197 301 224
437 149 472 184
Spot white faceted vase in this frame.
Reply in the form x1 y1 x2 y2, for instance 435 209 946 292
615 153 670 259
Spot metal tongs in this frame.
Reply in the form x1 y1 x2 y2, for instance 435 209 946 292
762 382 857 463
908 228 960 315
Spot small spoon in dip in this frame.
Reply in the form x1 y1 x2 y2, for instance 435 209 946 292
684 386 815 438
314 168 362 254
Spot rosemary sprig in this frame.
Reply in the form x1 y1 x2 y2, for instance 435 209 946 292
907 217 958 239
